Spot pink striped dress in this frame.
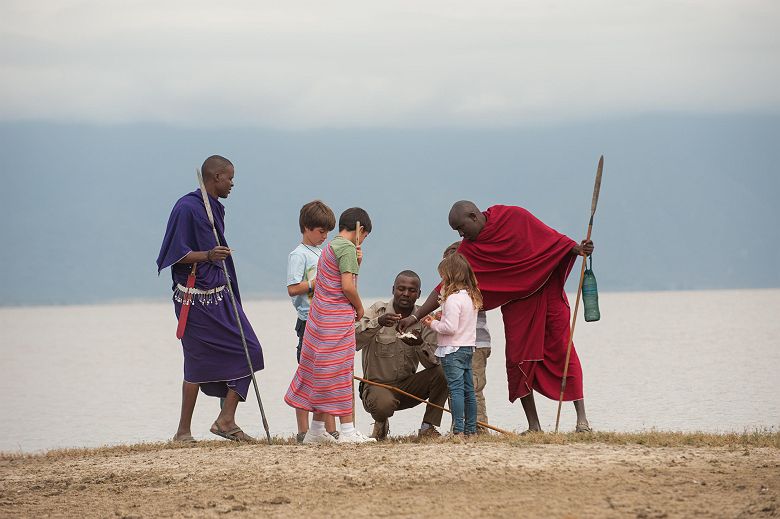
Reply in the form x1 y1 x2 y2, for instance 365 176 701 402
285 237 358 416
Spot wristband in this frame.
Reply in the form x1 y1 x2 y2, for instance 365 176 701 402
207 249 213 262
307 279 313 293
410 314 419 323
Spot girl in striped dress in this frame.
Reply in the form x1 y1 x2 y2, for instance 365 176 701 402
285 207 376 443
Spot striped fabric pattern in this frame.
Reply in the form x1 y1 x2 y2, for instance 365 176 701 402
285 241 356 416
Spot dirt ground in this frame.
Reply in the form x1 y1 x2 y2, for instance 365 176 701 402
1 435 778 518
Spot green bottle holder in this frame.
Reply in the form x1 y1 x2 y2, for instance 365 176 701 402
582 256 601 322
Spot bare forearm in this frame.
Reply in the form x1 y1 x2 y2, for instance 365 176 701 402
396 288 438 333
341 274 363 312
411 289 440 320
287 280 314 297
178 246 231 264
343 285 362 310
178 251 209 264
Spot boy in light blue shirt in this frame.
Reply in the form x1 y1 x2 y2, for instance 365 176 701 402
286 200 338 442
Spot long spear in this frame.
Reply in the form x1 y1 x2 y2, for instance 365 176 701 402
554 155 603 433
353 375 514 436
196 168 272 444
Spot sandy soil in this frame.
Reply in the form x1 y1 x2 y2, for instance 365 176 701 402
1 437 778 518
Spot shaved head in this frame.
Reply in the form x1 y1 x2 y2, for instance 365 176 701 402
449 200 481 217
200 155 235 199
448 200 486 241
201 155 233 181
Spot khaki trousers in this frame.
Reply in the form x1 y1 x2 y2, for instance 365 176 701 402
472 347 491 425
360 366 448 427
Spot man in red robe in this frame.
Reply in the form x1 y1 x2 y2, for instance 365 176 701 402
400 201 594 433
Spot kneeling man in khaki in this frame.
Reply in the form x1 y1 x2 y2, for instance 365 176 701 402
356 270 448 440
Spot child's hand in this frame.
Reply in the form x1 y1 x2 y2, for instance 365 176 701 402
433 311 442 320
421 315 435 327
356 245 363 265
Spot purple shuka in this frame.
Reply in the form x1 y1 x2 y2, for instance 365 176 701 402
156 190 263 400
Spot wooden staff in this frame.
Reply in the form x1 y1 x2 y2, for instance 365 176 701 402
196 168 272 444
354 375 515 436
554 155 604 433
352 221 362 427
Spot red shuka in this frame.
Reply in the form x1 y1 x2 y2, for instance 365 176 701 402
457 205 584 402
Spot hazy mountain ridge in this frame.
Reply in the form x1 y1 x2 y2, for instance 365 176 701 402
2 114 778 305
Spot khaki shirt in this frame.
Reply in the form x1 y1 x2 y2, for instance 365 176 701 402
355 300 439 385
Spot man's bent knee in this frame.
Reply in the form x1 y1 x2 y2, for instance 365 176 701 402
362 387 399 421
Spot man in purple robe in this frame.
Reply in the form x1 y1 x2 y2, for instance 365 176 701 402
157 155 263 442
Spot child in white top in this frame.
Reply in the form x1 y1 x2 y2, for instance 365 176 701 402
444 241 492 431
423 253 482 436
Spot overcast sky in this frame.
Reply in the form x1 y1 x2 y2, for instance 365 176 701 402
2 0 778 128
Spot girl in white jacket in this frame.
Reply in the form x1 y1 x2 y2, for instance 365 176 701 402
423 253 483 436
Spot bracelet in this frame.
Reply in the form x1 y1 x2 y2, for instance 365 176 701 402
307 279 313 293
207 249 213 262
410 314 419 323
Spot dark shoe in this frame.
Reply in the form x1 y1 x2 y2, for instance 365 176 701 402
417 426 442 440
296 432 306 444
371 420 390 441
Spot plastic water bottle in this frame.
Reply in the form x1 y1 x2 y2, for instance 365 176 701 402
582 257 600 322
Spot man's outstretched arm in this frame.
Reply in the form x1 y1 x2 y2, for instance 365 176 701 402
398 289 439 332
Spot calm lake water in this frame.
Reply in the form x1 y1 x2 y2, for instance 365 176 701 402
1 289 778 453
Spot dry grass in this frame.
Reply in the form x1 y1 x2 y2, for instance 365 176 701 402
2 428 776 462
509 429 780 448
398 428 780 448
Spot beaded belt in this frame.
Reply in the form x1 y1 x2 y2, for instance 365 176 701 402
174 284 225 306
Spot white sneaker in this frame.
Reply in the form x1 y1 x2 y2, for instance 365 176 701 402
302 430 337 444
337 430 377 444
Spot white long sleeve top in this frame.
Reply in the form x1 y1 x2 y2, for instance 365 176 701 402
430 289 478 357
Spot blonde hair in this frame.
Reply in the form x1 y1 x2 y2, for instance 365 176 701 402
437 253 482 310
